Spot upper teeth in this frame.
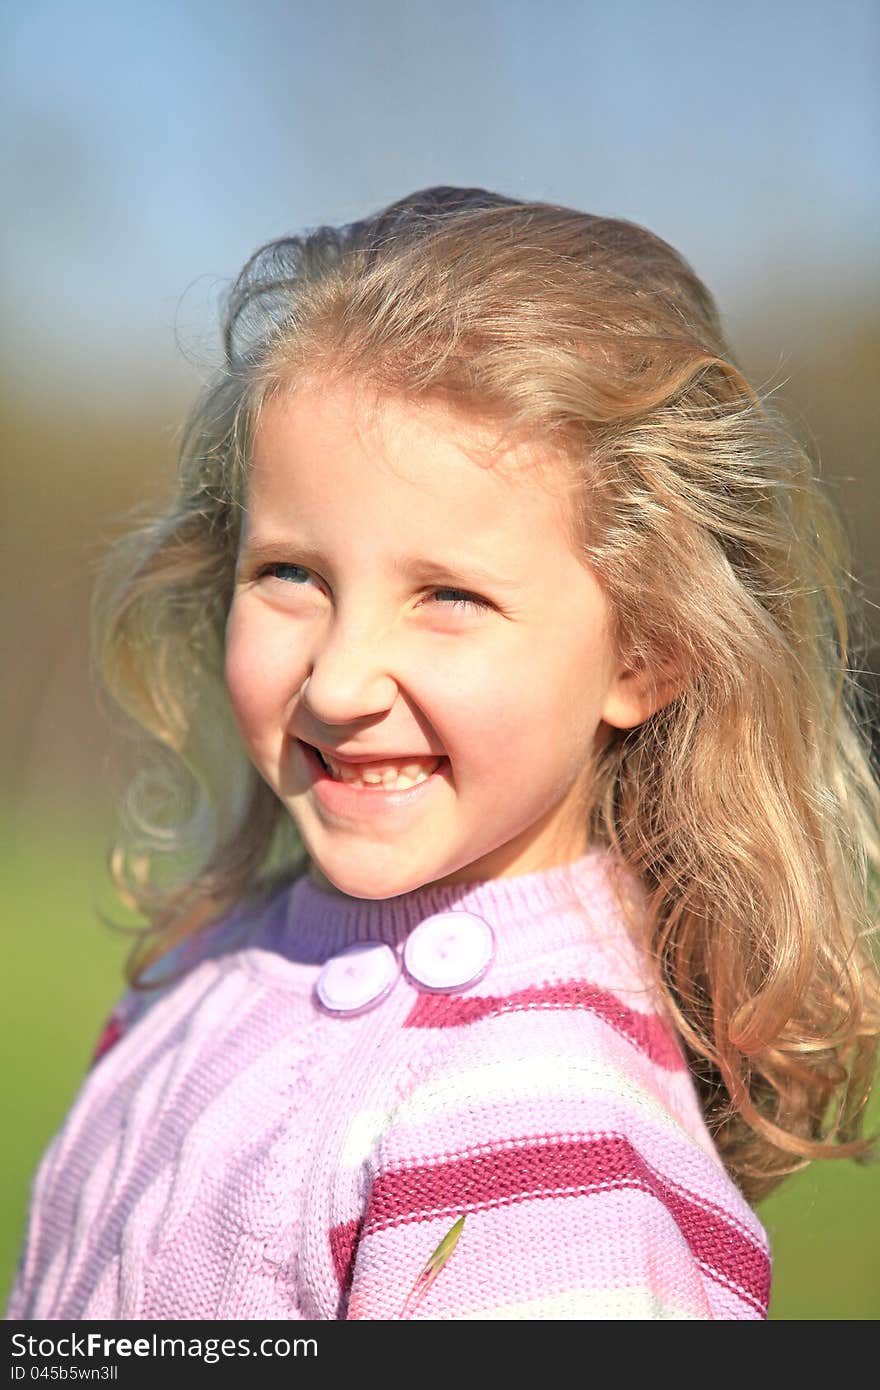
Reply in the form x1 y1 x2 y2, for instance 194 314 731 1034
322 752 442 788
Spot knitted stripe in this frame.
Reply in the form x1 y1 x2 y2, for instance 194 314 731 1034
450 1285 700 1319
403 979 685 1070
359 1134 769 1312
345 1187 718 1320
90 1012 124 1067
329 1216 362 1293
336 1053 703 1173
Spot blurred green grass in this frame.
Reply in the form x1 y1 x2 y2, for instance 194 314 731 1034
3 811 879 1319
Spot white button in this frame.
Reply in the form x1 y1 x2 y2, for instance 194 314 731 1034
315 941 400 1016
403 911 495 993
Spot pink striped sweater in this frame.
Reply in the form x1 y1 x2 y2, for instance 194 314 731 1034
7 847 770 1320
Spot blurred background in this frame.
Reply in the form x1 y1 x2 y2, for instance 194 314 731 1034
2 0 879 1319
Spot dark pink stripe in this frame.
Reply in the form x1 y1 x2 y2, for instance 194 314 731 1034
89 1013 124 1068
329 1216 362 1293
364 1134 769 1314
404 979 685 1071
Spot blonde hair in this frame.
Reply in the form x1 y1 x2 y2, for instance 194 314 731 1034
92 186 880 1203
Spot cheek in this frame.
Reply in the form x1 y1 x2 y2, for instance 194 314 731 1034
223 604 292 735
462 630 605 770
449 661 538 761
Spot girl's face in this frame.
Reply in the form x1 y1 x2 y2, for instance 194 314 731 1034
225 377 648 899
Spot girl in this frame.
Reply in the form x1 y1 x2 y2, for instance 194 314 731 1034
8 187 880 1321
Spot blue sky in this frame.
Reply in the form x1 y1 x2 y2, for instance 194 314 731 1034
2 0 878 401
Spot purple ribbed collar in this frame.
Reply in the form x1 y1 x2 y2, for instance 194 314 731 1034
274 844 646 967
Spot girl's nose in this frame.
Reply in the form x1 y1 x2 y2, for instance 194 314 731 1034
298 621 401 725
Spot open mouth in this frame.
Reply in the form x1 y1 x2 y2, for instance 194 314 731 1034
300 741 448 793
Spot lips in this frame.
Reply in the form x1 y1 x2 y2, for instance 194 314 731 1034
309 744 441 768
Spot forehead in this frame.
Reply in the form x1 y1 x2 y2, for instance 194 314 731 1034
246 378 580 552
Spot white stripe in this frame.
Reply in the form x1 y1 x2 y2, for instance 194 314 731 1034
338 1106 398 1167
447 1284 702 1320
338 1051 688 1171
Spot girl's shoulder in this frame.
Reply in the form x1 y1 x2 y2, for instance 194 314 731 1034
352 961 770 1319
88 888 280 1068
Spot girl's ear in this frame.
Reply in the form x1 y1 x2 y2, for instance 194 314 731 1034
600 659 682 731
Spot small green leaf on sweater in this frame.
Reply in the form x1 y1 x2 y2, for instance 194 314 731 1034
399 1215 467 1318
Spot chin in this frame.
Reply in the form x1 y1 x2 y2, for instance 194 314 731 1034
308 861 424 902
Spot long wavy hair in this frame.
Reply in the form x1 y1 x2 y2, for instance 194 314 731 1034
91 186 880 1203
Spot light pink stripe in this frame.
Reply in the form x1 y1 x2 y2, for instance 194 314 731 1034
346 1188 720 1320
368 1086 723 1193
404 979 685 1071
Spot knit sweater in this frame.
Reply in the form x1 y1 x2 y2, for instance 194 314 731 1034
7 847 770 1320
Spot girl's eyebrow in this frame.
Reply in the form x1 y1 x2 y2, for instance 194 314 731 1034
238 536 523 589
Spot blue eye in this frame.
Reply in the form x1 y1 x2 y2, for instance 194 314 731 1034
256 565 490 614
428 588 491 613
259 563 310 584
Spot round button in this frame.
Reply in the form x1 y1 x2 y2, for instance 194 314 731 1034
315 941 401 1016
403 911 495 993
